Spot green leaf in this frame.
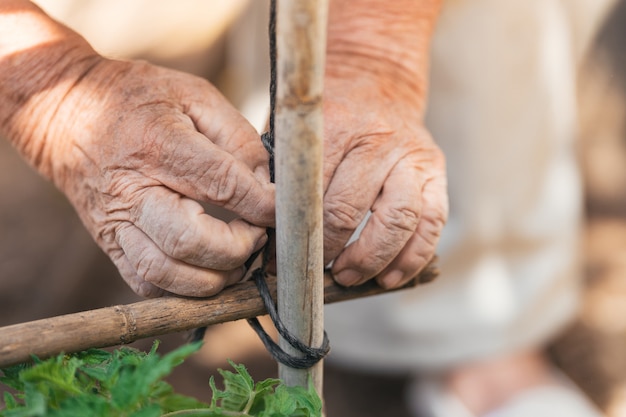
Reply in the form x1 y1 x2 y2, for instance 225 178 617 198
1 342 323 417
260 385 297 416
0 363 29 392
247 378 281 415
128 403 162 417
259 383 322 417
72 348 112 365
158 390 207 413
213 361 255 412
2 392 18 410
48 394 112 417
208 376 227 410
16 355 86 412
109 341 202 410
2 384 47 417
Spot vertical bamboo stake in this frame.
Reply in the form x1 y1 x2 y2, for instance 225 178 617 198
275 0 328 393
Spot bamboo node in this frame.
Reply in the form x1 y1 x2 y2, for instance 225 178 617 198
114 305 137 344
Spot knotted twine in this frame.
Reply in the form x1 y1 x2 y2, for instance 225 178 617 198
246 0 330 370
193 0 330 370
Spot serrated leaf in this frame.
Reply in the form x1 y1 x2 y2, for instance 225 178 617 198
289 384 323 417
18 355 85 410
209 376 228 409
1 342 324 417
215 361 255 412
248 377 282 415
110 341 202 410
260 385 298 416
260 383 322 417
254 378 281 396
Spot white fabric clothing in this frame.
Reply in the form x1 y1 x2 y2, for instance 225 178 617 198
406 372 602 417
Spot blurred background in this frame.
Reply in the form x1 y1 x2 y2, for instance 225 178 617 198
1 0 626 416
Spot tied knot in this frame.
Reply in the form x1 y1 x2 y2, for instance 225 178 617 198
247 257 330 369
245 0 329 368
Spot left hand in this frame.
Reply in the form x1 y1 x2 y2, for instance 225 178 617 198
322 74 448 289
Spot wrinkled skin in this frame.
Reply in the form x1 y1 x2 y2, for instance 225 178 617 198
3 46 275 297
53 60 276 297
323 76 447 289
1 0 447 298
63 61 274 295
323 0 448 289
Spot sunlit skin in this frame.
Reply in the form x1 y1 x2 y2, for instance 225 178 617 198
0 0 447 297
324 0 447 289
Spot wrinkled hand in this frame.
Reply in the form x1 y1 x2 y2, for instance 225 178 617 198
323 75 448 289
43 58 274 297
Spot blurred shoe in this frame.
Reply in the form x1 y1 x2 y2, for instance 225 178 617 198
406 374 603 417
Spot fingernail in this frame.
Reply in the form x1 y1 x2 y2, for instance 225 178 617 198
380 270 404 289
253 233 268 252
334 269 363 287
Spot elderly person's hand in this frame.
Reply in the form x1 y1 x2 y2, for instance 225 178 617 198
0 1 274 297
323 0 448 289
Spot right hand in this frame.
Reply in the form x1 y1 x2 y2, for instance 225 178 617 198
7 52 274 298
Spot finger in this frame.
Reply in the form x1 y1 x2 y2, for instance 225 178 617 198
375 173 448 288
331 158 423 286
322 142 395 265
115 222 245 297
108 247 165 298
131 186 268 271
184 86 271 178
147 126 275 227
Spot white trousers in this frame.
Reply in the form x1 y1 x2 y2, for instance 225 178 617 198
325 0 613 372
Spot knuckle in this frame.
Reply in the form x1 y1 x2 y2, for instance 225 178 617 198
163 226 198 261
205 158 240 205
419 216 445 247
367 246 396 273
324 199 363 234
379 204 419 234
407 248 433 271
135 249 171 287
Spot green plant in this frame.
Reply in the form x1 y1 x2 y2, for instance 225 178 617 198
0 341 322 417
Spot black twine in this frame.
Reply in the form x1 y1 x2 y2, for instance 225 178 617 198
246 0 330 369
246 230 330 369
192 0 330 369
259 0 276 182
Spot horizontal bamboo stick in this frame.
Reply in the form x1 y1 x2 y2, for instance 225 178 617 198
0 263 437 368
